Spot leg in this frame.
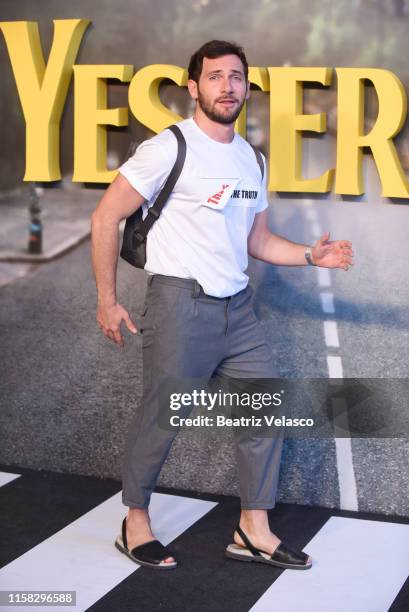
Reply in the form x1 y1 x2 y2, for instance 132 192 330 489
121 278 225 560
216 285 284 511
121 282 183 563
214 286 309 563
122 279 224 508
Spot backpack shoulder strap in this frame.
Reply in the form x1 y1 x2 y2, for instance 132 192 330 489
137 124 186 240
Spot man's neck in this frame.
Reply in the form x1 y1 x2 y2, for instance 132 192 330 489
193 108 235 144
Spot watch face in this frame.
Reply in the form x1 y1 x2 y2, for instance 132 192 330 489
305 249 314 265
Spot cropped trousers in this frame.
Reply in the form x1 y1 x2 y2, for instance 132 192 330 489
121 274 284 509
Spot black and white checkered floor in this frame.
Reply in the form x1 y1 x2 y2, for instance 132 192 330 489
0 465 408 612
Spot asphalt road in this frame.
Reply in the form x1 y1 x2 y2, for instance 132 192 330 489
0 136 408 516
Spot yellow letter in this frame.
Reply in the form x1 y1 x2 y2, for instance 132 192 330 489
234 67 270 137
336 68 409 197
72 65 133 183
267 67 334 193
0 19 90 181
128 64 269 139
128 64 187 134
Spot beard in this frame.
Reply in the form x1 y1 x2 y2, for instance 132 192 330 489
197 86 246 125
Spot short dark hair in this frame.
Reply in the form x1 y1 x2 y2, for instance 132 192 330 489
188 40 249 83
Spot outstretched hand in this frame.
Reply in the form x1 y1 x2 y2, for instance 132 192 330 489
311 232 353 271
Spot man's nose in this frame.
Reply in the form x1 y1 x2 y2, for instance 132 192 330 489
220 78 234 93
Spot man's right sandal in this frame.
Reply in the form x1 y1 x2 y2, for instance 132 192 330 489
225 524 312 570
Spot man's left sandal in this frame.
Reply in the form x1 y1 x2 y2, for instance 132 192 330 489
225 524 312 570
115 517 178 570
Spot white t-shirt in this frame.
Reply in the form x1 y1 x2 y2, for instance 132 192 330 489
119 117 268 298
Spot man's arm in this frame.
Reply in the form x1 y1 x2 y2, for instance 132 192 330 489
91 173 145 347
247 209 353 270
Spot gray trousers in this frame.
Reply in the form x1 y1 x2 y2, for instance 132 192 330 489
122 274 283 510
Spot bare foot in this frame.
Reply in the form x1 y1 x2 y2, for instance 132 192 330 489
234 511 311 565
233 522 281 555
126 509 175 564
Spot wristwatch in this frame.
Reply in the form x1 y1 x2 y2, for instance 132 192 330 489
305 247 316 266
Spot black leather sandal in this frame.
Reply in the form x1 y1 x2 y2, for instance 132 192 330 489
115 517 178 570
225 524 312 570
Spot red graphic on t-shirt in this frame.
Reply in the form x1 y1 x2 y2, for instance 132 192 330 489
207 184 230 205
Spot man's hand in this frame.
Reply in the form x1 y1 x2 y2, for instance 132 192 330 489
91 174 145 348
311 232 354 271
96 302 138 347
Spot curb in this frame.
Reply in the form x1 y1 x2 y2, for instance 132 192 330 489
0 230 91 263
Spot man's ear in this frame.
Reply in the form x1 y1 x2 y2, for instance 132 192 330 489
245 80 250 101
187 79 198 101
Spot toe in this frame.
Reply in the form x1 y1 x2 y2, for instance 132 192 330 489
164 556 175 563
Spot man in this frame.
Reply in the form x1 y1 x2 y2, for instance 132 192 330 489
91 40 353 571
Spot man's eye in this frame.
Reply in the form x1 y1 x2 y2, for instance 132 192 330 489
209 74 219 80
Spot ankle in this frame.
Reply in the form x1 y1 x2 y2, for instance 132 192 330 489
239 509 269 531
127 508 150 524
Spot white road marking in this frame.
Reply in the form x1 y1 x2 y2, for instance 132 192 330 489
323 321 340 347
327 355 343 378
0 263 32 288
320 292 335 313
334 436 359 510
0 471 21 487
317 267 331 287
305 208 318 221
327 357 359 511
311 222 322 238
250 517 409 612
0 491 217 611
309 211 358 514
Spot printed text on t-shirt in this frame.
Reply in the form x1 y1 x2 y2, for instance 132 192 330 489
207 184 230 205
